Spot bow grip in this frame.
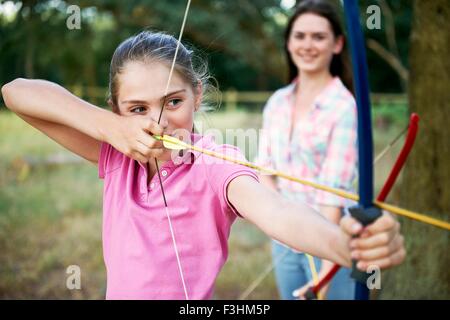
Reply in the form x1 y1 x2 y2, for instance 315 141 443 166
348 205 382 283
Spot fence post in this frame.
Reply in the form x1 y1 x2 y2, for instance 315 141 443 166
225 88 238 112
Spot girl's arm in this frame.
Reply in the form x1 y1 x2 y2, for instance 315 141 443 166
259 174 278 193
228 175 351 267
227 175 406 270
1 79 164 163
317 205 344 275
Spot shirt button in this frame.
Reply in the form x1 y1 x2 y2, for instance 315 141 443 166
150 183 155 189
161 170 168 177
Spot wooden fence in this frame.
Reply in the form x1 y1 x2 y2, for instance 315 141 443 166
69 86 407 111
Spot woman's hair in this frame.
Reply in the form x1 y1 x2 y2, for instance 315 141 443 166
108 30 218 113
284 0 354 93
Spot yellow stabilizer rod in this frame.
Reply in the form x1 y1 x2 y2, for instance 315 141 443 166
154 135 450 231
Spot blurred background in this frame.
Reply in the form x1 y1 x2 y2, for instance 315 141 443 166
0 0 448 299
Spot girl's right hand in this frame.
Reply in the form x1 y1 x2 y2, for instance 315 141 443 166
105 113 167 163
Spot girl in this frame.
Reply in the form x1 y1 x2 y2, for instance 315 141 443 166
1 30 405 300
256 0 366 299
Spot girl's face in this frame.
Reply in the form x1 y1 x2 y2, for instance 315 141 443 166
116 60 201 145
287 13 343 76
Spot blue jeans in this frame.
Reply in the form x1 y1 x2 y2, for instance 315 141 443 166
272 240 355 300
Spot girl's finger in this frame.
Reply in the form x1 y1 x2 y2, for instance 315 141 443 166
340 216 363 236
138 132 163 150
365 212 400 235
356 246 406 270
141 118 164 136
131 150 150 164
136 141 164 159
351 234 404 261
292 285 309 300
350 231 395 250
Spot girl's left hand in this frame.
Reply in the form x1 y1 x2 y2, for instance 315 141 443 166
340 211 406 271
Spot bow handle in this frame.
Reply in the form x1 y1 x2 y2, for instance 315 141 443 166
348 205 382 283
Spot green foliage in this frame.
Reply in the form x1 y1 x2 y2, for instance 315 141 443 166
373 103 408 127
0 0 412 94
360 0 412 92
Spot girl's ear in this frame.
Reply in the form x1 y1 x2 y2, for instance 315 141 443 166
107 98 114 109
194 81 203 112
333 35 344 54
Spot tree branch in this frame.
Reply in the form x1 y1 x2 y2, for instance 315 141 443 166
367 38 409 86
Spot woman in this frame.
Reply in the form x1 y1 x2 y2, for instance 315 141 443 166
257 0 360 299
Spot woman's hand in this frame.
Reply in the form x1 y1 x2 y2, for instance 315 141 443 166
340 211 406 271
104 114 167 163
292 279 329 300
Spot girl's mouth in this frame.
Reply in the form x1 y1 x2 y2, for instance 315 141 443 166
299 54 318 62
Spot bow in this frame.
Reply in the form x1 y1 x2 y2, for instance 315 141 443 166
303 113 420 300
302 0 407 300
306 0 416 300
344 0 389 300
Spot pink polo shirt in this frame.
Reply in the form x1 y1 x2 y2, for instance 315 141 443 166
98 133 258 300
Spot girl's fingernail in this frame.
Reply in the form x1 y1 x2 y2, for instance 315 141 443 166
357 261 365 270
351 251 359 259
352 223 362 233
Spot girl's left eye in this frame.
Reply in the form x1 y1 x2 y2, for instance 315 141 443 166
166 98 182 108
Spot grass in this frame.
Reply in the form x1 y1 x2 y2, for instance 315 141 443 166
1 104 434 299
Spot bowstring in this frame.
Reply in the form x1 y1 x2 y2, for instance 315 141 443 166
155 0 192 300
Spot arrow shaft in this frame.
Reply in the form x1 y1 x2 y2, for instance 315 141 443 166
157 135 449 231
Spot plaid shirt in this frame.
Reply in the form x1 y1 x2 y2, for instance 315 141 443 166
256 77 358 208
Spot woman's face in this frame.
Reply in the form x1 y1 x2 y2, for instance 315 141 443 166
115 60 201 148
287 13 343 76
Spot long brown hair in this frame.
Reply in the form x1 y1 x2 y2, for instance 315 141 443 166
284 0 354 93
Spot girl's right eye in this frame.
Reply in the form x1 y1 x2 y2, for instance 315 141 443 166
131 106 146 113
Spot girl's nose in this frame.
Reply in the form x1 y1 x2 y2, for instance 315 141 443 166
302 37 313 49
147 109 168 128
160 118 169 128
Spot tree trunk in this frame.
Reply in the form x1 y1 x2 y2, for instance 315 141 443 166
381 0 450 299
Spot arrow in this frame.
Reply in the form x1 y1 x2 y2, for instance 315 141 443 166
154 134 450 231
